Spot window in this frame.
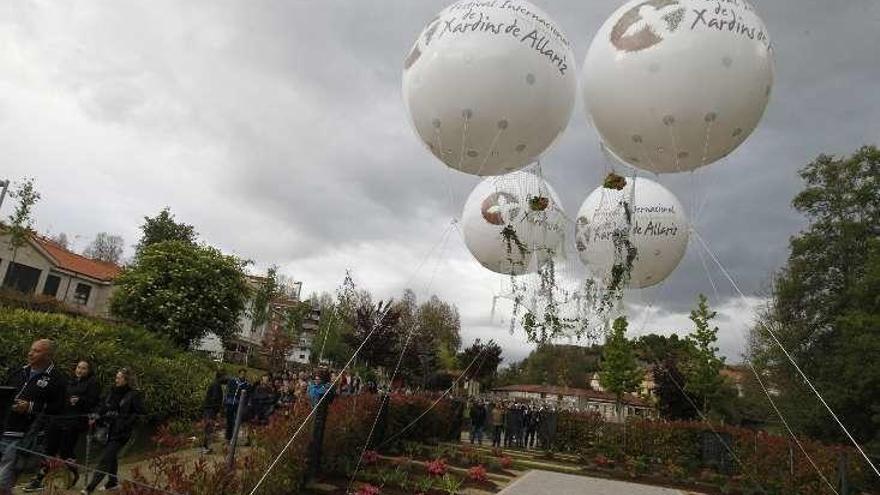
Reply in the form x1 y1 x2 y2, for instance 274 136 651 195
73 283 92 305
3 262 42 294
299 354 305 360
42 275 61 297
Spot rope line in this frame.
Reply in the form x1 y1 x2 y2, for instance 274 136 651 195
246 303 394 495
345 222 456 493
693 229 880 479
375 345 489 450
3 441 185 495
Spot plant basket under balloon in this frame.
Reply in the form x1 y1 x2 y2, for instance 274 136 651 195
528 196 550 211
603 172 627 190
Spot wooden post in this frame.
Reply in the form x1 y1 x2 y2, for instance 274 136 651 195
838 451 849 495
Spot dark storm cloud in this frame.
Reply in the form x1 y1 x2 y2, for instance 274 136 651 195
2 0 877 361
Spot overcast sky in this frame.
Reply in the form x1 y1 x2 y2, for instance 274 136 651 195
2 1 878 366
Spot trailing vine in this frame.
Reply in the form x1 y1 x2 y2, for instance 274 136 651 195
501 224 529 263
600 198 638 312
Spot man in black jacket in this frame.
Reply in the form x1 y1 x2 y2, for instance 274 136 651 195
0 339 67 495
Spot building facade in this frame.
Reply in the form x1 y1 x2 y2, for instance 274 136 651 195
197 275 321 368
0 232 121 317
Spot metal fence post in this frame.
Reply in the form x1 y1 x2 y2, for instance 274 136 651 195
226 389 248 469
306 395 331 482
838 451 849 495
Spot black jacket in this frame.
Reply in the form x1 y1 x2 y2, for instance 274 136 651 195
3 363 67 438
58 374 100 430
203 380 224 414
98 385 145 441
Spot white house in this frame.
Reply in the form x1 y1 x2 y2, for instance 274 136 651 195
0 232 121 317
491 384 655 422
196 275 321 368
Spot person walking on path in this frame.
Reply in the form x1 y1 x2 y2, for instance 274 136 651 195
224 369 250 444
469 402 487 446
83 368 145 494
490 402 504 448
23 359 99 492
1 339 66 495
199 371 225 454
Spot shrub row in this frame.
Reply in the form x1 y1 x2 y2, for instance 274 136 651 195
552 411 877 494
0 307 216 421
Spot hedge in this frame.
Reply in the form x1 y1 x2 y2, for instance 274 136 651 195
0 307 216 421
552 411 877 494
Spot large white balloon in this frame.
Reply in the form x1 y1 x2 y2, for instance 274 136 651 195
582 0 774 173
462 171 566 275
403 0 577 176
575 178 688 288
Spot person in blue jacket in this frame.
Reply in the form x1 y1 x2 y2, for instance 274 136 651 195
224 369 250 443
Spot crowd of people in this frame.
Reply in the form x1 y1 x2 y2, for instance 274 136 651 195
1 339 364 495
0 339 145 495
463 400 559 450
2 339 564 495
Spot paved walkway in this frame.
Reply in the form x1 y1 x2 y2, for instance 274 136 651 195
498 470 702 495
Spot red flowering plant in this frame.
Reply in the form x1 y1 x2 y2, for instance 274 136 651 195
499 456 513 470
593 454 612 468
425 458 448 477
150 423 189 453
361 450 380 466
355 484 381 495
468 465 488 483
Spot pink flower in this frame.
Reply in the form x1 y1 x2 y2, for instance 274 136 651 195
355 484 381 495
361 450 379 465
426 458 448 477
468 465 488 483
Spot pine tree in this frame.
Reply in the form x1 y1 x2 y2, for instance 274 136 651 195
684 294 726 415
599 316 643 420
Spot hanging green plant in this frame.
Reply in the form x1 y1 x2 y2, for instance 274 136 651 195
528 195 550 212
603 172 627 190
501 224 529 259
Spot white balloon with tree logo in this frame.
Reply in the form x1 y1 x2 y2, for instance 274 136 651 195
582 0 774 173
403 0 577 176
462 171 566 275
575 177 688 288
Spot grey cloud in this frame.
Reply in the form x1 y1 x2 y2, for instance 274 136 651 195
2 0 877 365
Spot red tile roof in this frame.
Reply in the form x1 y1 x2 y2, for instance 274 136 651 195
32 236 122 283
492 384 650 407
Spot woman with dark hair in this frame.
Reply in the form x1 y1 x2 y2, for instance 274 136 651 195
23 360 100 492
82 368 145 494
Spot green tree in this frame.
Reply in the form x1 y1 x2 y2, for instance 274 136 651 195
683 294 726 415
251 265 279 330
110 240 251 348
136 207 197 255
599 316 642 419
344 299 402 370
5 178 41 263
635 334 699 420
417 295 462 358
496 344 602 387
458 339 503 387
750 146 880 448
653 358 699 421
83 232 125 264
